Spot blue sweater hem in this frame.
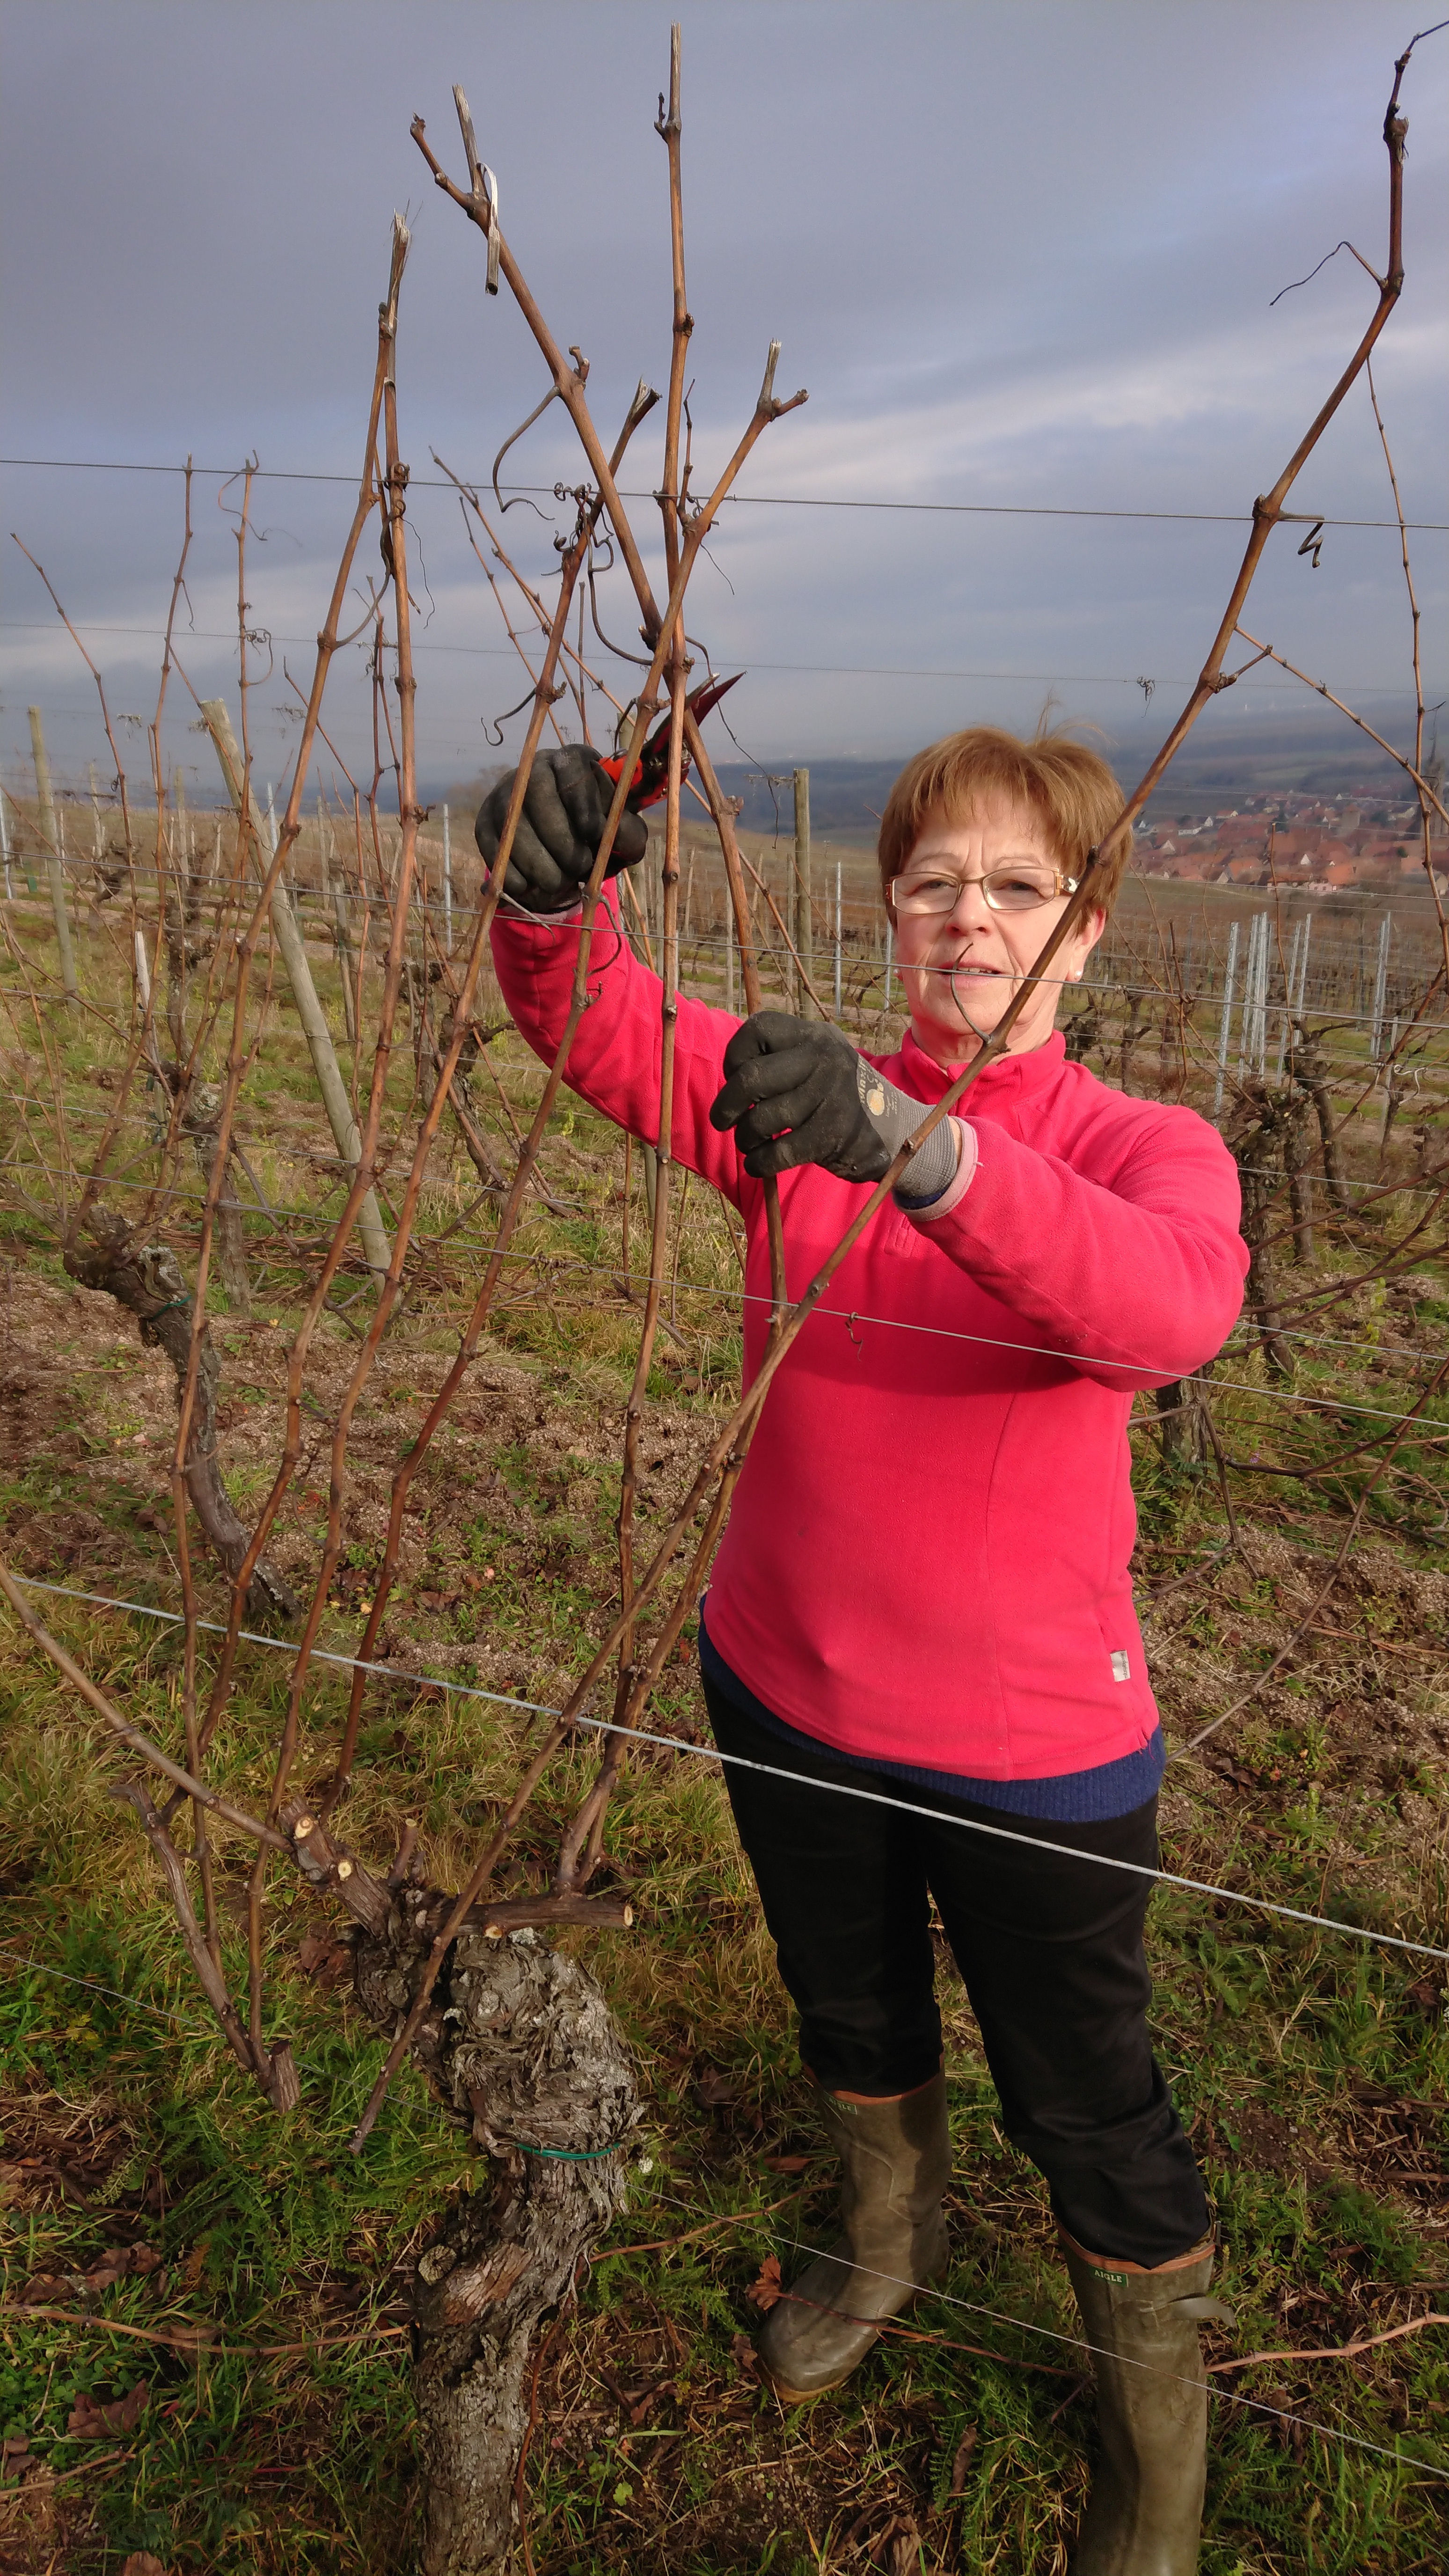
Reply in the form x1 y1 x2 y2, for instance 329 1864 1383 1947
697 1607 1164 1823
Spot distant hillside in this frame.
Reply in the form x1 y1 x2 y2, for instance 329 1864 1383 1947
1104 710 1414 815
434 709 1420 839
711 714 1415 842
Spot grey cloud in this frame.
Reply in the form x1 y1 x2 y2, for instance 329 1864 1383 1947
1 0 1443 801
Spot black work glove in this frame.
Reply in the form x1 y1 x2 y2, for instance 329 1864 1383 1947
474 745 649 913
709 1012 959 1202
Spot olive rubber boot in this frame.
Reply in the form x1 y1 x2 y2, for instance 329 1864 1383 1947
757 2072 951 2401
1061 2228 1237 2576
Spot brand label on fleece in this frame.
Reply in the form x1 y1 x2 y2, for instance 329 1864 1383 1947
1110 1649 1131 1682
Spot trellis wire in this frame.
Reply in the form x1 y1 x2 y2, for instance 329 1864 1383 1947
5 1148 1449 1396
639 2182 1449 2482
8 841 1448 1040
6 448 1449 529
3 1089 1442 1208
15 1574 1449 1967
0 1940 212 2034
0 1949 1437 2481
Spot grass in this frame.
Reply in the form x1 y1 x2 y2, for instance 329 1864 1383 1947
3 885 1449 2569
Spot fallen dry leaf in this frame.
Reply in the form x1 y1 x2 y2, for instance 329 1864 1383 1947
82 2244 162 2291
18 2273 65 2305
744 2253 783 2313
597 2361 666 2426
297 1930 353 1988
693 2062 737 2109
882 2519 922 2576
67 2377 149 2438
949 2422 979 2495
119 2556 168 2576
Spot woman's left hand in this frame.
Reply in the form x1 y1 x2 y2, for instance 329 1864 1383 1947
710 1014 888 1178
710 1013 958 1200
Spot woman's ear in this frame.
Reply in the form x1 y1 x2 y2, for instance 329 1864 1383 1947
1066 906 1106 982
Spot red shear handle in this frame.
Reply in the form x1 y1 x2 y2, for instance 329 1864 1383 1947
600 673 743 812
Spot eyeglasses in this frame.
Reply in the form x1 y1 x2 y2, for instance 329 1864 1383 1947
889 864 1078 917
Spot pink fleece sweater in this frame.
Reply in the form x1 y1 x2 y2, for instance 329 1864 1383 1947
493 899 1247 1781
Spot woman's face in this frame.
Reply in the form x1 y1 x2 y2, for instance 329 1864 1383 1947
891 797 1105 1068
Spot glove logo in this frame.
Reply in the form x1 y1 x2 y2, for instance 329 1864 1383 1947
865 1085 887 1116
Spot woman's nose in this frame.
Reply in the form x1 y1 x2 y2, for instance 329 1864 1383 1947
946 876 994 931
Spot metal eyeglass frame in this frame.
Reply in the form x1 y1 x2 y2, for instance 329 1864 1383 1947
888 865 1080 918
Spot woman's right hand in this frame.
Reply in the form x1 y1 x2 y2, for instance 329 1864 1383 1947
474 746 650 912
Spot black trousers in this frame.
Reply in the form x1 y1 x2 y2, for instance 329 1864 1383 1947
704 1681 1209 2269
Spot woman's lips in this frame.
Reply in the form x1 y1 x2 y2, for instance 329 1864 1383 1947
912 952 1015 985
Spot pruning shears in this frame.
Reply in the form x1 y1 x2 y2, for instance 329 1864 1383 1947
600 672 742 811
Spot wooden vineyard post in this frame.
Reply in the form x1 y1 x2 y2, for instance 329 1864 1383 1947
1214 920 1240 1120
325 798 360 1046
199 696 392 1285
28 706 79 1002
792 764 814 1017
1371 912 1393 1062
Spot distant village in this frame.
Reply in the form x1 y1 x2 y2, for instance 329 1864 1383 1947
1136 784 1446 893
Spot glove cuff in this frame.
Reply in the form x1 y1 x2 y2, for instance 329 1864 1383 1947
899 1119 977 1216
893 1115 962 1208
498 890 586 925
854 1057 966 1207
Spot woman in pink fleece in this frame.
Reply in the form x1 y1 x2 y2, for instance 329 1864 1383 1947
481 725 1246 2576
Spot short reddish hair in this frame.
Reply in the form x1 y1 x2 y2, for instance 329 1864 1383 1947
878 722 1133 915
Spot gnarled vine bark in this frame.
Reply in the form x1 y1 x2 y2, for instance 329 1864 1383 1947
63 1203 299 1618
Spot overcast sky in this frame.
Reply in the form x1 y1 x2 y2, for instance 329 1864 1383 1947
1 0 1445 813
